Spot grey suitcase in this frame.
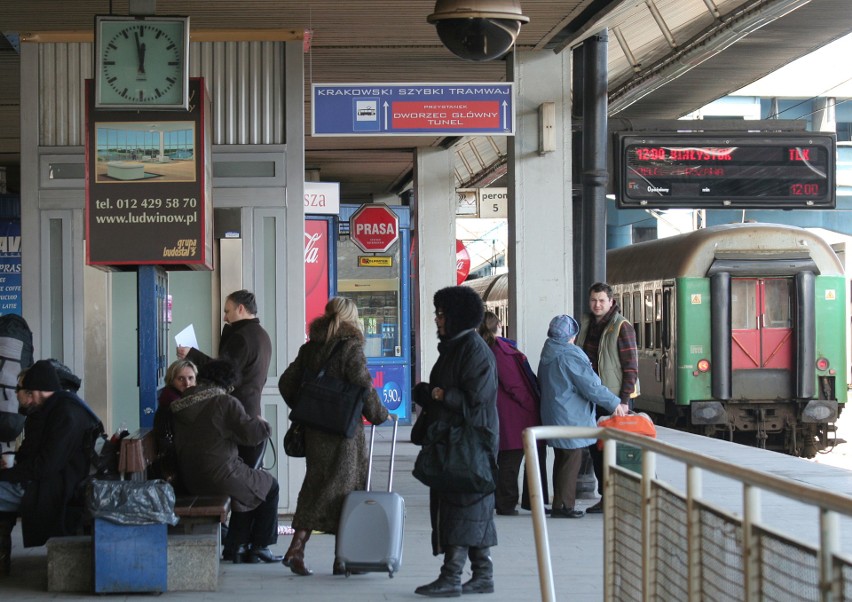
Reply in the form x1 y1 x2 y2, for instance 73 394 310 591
335 415 405 577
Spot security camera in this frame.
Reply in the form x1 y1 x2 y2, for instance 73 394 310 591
427 0 529 62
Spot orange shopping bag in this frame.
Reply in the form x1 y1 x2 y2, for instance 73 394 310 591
596 412 656 450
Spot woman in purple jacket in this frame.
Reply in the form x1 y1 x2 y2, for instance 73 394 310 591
478 311 549 515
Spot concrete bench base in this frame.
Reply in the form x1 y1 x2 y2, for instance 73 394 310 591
47 531 220 592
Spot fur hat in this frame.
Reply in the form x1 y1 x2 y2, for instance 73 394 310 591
197 358 241 390
22 359 62 392
547 315 579 341
434 286 485 338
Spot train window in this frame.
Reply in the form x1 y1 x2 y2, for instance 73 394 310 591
731 280 757 329
662 288 672 348
620 294 630 320
644 291 654 349
632 292 642 347
764 279 792 328
654 291 662 349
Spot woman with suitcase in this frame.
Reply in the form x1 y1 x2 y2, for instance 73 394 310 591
278 297 388 576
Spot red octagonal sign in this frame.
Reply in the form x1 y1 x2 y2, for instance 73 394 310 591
350 204 399 253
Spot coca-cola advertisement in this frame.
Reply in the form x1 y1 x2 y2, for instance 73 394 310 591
305 219 330 337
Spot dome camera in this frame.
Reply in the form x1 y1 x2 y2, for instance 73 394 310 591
427 0 529 62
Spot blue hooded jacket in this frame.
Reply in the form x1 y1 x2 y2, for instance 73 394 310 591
537 337 620 449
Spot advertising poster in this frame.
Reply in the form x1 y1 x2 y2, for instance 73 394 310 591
304 218 330 338
0 220 21 315
85 78 213 269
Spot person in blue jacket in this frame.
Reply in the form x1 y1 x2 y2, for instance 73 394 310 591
537 315 625 518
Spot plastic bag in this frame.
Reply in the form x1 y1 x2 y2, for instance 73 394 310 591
87 479 179 526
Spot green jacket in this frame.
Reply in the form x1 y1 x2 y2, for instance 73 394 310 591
577 312 639 399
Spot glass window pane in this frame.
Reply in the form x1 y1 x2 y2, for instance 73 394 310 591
337 234 401 358
731 280 757 329
764 279 791 328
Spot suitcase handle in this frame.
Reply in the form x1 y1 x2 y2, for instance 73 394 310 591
365 415 398 493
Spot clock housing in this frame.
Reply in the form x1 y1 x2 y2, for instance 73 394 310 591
95 15 189 110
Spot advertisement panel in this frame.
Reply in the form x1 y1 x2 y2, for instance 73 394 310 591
85 78 213 269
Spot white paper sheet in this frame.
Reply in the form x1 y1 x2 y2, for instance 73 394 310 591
174 324 198 349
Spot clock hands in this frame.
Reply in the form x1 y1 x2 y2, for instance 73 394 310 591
134 30 147 80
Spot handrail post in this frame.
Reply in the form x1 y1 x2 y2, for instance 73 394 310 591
602 437 616 600
523 428 555 602
642 449 656 602
743 484 761 601
819 508 839 602
687 465 703 602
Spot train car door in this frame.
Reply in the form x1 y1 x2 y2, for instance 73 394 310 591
731 278 793 371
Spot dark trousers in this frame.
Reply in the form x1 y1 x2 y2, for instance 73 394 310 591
226 480 279 548
496 445 550 513
588 442 604 496
552 448 583 511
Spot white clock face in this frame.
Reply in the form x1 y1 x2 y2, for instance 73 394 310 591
98 19 186 106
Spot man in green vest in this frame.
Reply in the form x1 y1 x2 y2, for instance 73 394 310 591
575 282 639 513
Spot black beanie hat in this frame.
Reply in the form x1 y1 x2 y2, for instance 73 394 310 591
22 359 63 392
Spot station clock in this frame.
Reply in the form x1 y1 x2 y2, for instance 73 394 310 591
95 15 190 110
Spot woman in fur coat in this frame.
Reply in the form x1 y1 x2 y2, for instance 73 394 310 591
278 297 388 576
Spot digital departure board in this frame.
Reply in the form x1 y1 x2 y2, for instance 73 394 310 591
616 133 836 209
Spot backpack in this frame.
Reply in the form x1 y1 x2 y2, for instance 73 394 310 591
0 314 34 442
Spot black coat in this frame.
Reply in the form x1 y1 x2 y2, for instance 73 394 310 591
416 329 499 554
187 318 271 419
0 391 100 547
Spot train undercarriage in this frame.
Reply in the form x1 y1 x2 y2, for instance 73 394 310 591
655 400 843 458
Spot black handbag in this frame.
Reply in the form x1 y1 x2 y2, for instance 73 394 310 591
283 422 306 458
412 415 498 494
289 341 368 438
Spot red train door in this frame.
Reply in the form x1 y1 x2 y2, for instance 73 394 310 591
731 278 794 371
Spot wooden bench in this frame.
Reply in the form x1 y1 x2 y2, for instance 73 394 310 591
119 428 231 534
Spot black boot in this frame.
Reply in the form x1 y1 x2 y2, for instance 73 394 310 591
415 545 466 598
462 546 494 594
0 516 15 577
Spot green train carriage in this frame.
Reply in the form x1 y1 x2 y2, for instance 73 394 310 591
607 223 846 457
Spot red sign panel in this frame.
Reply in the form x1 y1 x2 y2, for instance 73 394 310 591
350 204 399 253
392 101 501 130
304 219 329 338
456 240 471 284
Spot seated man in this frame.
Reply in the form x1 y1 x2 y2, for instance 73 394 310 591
171 359 282 564
0 360 102 576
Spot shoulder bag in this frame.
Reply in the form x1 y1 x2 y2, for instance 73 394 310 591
288 340 369 438
412 405 498 494
283 422 306 457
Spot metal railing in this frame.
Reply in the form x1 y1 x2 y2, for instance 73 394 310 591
522 426 852 602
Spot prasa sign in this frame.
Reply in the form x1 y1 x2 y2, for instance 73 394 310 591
350 204 399 253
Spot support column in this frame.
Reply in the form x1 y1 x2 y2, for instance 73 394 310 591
507 50 573 369
413 148 456 382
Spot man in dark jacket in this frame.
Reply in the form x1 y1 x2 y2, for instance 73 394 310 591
0 360 101 575
178 289 271 468
412 285 499 597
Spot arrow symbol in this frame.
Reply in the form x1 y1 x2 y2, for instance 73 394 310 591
383 101 390 131
502 100 508 131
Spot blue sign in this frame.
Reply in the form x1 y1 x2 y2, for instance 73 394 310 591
0 220 21 316
368 363 408 417
312 83 515 136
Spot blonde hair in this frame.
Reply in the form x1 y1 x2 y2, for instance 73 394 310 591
324 296 361 339
165 359 197 387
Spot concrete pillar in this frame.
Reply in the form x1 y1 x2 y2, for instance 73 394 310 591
813 97 836 132
413 148 456 382
507 50 573 369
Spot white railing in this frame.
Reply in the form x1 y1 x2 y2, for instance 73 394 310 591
522 426 852 602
